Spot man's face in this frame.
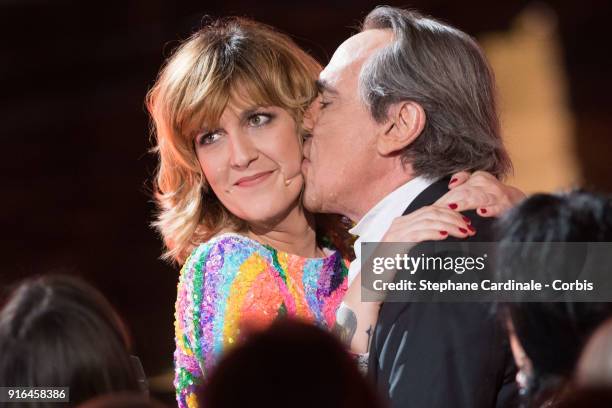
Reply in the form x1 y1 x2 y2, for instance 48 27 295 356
301 29 394 219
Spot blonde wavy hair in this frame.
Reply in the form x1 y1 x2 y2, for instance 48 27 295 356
146 17 322 264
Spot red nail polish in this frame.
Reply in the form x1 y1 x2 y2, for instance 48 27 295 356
480 208 488 214
439 231 448 235
448 203 458 210
462 216 471 223
449 178 458 184
459 227 467 233
468 225 476 232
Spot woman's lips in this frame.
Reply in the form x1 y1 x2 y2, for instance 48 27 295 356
234 170 274 187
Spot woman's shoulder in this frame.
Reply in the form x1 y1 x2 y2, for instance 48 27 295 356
177 233 264 303
181 232 346 276
182 232 266 270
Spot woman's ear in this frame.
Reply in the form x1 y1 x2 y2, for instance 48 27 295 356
376 101 426 156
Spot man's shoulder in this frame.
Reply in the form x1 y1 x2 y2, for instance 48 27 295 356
400 176 498 241
401 176 452 215
455 209 496 242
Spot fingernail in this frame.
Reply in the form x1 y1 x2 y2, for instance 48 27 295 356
479 208 488 214
458 227 468 233
448 203 458 210
439 231 448 236
462 216 471 223
449 178 458 184
468 225 476 232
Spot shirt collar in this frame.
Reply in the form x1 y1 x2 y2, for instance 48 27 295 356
349 176 438 240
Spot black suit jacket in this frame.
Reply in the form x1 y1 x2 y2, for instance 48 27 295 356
368 177 518 408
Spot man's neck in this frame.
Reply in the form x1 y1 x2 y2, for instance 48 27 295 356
246 203 321 258
345 171 415 223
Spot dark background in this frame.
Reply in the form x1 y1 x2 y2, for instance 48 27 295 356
1 0 611 399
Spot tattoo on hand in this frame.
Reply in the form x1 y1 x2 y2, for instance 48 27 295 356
333 303 357 346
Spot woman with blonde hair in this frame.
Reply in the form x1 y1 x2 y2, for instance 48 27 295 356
147 17 520 407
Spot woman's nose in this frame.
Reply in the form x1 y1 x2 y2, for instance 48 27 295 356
229 134 258 168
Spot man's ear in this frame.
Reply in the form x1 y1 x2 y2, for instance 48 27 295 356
376 101 426 156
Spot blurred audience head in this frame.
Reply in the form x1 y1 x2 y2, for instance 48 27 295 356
77 392 168 408
495 191 612 406
201 319 384 408
554 387 612 407
0 275 144 406
576 318 612 388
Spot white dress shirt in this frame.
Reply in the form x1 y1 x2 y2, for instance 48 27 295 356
347 176 438 284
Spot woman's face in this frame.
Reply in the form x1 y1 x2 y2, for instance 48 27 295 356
194 99 304 226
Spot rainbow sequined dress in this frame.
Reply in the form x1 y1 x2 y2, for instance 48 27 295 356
173 232 349 408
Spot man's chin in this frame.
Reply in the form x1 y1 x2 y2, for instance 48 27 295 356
301 187 323 213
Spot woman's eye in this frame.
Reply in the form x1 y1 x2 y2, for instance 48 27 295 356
319 100 331 109
248 113 272 127
197 131 221 146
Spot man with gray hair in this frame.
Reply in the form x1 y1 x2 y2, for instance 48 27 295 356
302 6 518 408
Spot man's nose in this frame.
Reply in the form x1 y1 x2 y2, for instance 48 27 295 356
302 135 312 159
229 134 258 169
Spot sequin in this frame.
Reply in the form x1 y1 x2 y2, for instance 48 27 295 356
173 233 348 408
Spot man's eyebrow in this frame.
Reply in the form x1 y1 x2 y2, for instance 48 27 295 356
315 79 338 95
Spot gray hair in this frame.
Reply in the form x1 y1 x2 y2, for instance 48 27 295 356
360 6 511 178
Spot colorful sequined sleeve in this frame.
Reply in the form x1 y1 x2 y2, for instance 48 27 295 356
174 243 211 408
174 236 265 407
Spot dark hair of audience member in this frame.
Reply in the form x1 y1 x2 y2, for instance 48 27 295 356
495 191 612 406
576 318 612 388
554 387 612 408
77 392 168 408
201 319 384 408
0 275 142 406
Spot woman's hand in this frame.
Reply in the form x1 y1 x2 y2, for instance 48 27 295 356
435 171 526 217
374 205 474 300
382 204 475 242
337 205 473 354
